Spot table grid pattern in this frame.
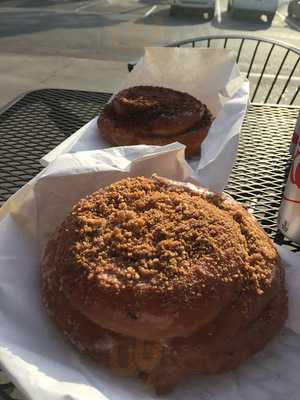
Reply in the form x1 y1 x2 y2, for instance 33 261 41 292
0 89 299 398
0 89 111 203
226 103 299 251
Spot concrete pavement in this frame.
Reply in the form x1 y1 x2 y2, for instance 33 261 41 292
0 53 127 109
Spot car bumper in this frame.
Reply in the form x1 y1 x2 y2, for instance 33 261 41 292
290 6 300 18
232 7 274 14
172 1 214 9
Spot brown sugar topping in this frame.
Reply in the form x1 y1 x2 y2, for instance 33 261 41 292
115 86 205 117
111 86 212 127
57 177 277 299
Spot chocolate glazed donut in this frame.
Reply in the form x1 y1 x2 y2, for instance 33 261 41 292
97 86 213 156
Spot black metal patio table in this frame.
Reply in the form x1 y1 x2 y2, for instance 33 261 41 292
0 88 299 399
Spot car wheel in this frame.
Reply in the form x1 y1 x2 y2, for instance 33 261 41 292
267 12 275 24
170 6 178 17
230 8 237 18
207 8 215 20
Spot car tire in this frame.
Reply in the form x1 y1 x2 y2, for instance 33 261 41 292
207 8 215 20
170 6 178 17
230 8 237 18
267 12 275 24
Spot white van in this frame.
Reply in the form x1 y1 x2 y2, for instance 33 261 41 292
169 0 216 19
227 0 278 23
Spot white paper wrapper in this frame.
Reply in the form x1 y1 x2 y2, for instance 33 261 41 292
40 47 249 193
1 145 300 400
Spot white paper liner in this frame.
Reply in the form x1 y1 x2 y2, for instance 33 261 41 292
0 145 300 400
40 48 249 193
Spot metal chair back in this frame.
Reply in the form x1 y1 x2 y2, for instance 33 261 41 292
166 35 300 105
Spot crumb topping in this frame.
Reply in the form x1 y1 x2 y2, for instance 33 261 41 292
55 177 276 298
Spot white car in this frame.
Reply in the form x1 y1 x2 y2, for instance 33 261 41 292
227 0 278 23
169 0 216 19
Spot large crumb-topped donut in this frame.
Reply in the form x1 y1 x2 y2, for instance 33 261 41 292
41 175 287 394
98 86 213 156
42 240 287 395
41 176 280 340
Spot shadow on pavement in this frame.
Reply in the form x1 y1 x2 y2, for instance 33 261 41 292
134 8 211 26
138 0 169 4
0 11 121 38
212 11 270 31
0 0 85 6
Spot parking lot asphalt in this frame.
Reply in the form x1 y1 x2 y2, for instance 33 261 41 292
0 0 299 108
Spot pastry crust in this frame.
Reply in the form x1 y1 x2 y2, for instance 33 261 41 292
42 176 283 340
41 176 288 394
42 247 287 395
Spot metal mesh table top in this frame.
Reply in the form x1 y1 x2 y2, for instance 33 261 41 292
0 89 299 245
0 89 110 205
0 88 299 399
